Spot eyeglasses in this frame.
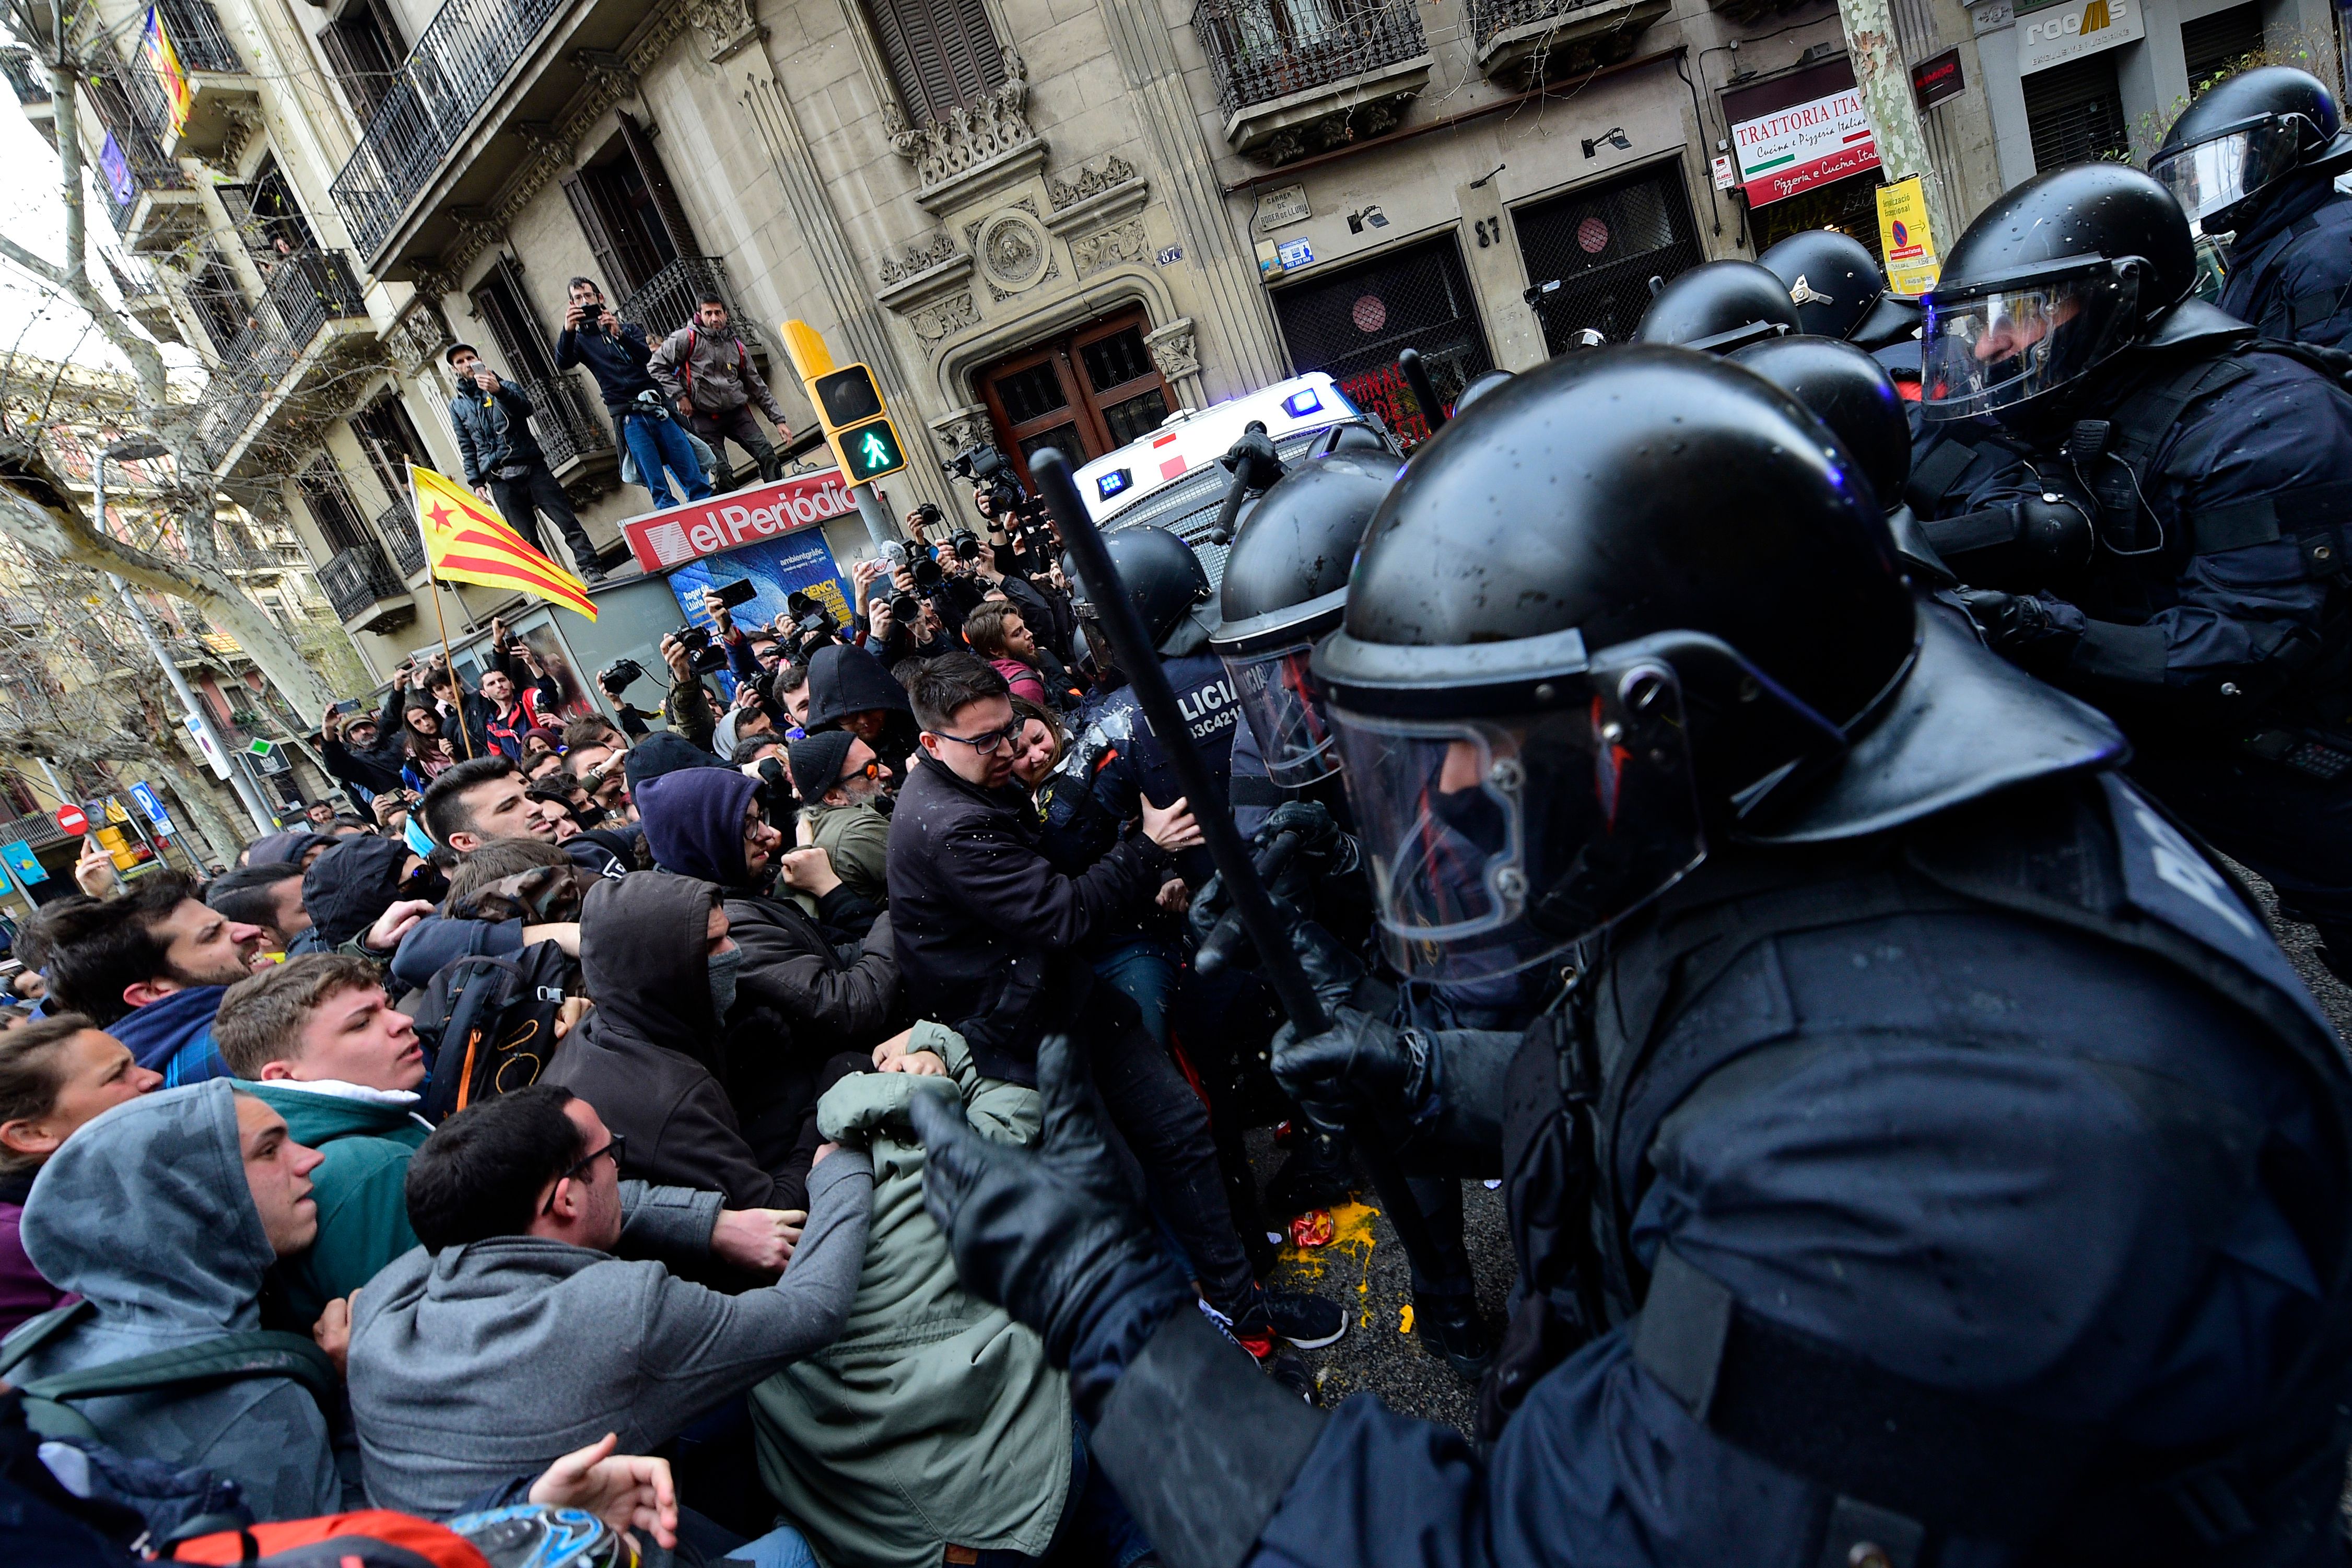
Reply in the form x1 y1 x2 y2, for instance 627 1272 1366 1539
834 760 883 787
542 1133 626 1214
929 718 1025 757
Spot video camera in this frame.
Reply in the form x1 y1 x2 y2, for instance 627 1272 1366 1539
674 626 730 676
945 441 1025 518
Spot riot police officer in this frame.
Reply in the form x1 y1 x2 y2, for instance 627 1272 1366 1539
2150 65 2352 347
1757 228 1926 373
1917 162 2352 979
909 348 2352 1568
1632 259 1798 352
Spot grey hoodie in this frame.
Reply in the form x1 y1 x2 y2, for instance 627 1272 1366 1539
347 1153 872 1517
12 1081 349 1520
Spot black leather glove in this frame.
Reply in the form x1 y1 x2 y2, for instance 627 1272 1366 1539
1270 1005 1425 1140
909 1032 1191 1371
1957 588 2087 657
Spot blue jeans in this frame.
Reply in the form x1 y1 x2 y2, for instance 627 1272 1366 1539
1093 938 1181 1052
622 409 714 509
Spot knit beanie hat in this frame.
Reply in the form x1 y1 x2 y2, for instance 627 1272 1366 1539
787 729 857 805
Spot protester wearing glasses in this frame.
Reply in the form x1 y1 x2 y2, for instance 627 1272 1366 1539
348 1080 866 1544
788 730 893 909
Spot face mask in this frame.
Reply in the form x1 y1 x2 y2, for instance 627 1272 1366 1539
707 943 744 1022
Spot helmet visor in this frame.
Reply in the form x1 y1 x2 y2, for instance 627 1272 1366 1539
1225 643 1340 787
1330 661 1706 984
1919 266 2139 421
2150 118 2304 225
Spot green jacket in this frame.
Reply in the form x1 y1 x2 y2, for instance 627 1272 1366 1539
806 800 891 909
245 1080 429 1328
750 1024 1070 1568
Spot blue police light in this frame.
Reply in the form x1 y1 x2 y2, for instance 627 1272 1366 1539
1096 468 1132 500
1283 388 1323 418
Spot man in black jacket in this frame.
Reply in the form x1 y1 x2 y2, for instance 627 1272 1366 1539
444 343 605 584
886 654 1344 1364
555 278 713 512
319 695 406 801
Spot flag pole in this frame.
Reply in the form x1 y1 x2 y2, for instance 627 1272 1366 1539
412 462 475 762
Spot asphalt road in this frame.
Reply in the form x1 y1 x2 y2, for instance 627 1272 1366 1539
1248 862 2352 1435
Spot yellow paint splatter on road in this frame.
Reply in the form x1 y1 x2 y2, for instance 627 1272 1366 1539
1399 1304 1415 1335
1275 1198 1381 1288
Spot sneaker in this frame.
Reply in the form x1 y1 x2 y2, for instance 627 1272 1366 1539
1264 1289 1348 1350
1418 1295 1493 1380
1266 1352 1318 1405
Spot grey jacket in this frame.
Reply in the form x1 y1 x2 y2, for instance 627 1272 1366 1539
447 375 546 485
647 326 789 424
347 1153 872 1517
10 1082 351 1520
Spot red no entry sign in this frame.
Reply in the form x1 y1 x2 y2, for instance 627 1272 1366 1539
53 803 88 835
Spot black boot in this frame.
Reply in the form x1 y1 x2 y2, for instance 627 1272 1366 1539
1264 1130 1357 1219
1417 1294 1493 1380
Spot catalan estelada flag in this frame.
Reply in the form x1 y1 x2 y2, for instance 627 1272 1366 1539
141 7 193 141
410 463 597 620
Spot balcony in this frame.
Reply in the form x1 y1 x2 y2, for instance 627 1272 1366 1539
318 541 415 633
516 372 616 480
1467 0 1668 81
377 497 428 580
619 256 745 342
136 0 259 160
85 61 201 253
100 248 181 345
0 47 55 149
192 250 374 475
1192 0 1432 162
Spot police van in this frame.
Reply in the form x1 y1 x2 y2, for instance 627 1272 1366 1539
1071 372 1386 589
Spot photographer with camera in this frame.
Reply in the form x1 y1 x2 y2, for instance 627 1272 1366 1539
593 663 656 739
555 277 715 511
657 627 729 755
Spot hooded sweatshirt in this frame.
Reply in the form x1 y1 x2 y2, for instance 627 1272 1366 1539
348 1159 871 1518
244 1080 430 1329
635 770 898 1066
110 986 230 1088
301 836 414 951
10 1082 348 1519
804 645 919 787
543 872 807 1209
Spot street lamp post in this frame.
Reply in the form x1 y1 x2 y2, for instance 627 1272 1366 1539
90 441 278 836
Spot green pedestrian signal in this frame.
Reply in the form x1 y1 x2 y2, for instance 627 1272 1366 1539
836 414 906 483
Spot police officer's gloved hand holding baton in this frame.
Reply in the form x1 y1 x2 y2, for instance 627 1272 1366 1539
908 1033 1193 1420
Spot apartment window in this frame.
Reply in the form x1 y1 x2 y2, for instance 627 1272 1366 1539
868 0 1005 124
2024 54 2129 171
218 158 318 265
2183 3 2266 92
560 114 698 302
469 258 559 385
185 242 252 358
296 459 375 554
349 393 428 503
317 0 407 123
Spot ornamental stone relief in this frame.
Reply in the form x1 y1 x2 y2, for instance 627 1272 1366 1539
1071 217 1149 280
910 291 981 357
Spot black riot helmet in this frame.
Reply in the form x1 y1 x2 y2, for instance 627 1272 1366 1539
1920 164 2197 425
2149 66 2352 233
1210 445 1399 785
1727 335 1911 506
1634 260 1800 353
1314 346 2121 981
1756 229 1925 351
1073 525 1215 659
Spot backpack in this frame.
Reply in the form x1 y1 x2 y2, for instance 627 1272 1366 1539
159 1511 496 1566
0 1301 338 1447
411 941 572 1122
679 327 749 400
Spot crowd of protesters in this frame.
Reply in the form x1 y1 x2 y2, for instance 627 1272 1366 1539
0 505 1363 1568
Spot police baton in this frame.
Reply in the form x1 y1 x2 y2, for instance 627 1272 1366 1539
1029 448 1447 1265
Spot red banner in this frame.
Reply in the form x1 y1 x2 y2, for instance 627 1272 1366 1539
619 469 857 572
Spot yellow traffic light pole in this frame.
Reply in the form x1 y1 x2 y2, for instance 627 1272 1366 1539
780 320 904 552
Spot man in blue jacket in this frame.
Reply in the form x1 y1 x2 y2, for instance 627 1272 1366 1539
29 874 268 1086
555 277 713 512
443 343 606 584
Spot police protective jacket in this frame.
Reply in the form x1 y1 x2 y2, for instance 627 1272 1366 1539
2218 174 2352 348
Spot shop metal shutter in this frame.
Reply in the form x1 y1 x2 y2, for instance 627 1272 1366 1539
1270 236 1494 446
2023 54 2129 171
2182 3 2265 92
1512 161 1704 350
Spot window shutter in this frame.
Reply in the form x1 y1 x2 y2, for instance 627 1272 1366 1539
868 0 1003 123
617 113 699 261
470 258 556 382
560 170 631 301
2022 55 2128 172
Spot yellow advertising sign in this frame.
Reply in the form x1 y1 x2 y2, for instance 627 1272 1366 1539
1875 175 1940 297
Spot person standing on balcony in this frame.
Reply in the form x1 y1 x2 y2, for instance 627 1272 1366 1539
443 343 609 586
648 296 793 493
556 277 716 513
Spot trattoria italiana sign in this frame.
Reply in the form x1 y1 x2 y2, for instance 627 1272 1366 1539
1731 86 1882 208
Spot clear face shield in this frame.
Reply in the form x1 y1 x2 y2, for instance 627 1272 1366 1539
1224 643 1340 787
1330 659 1706 984
1919 258 2140 423
2150 115 2308 227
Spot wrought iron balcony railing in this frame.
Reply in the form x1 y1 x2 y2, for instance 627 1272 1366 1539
517 372 614 470
618 256 743 342
1191 0 1428 118
329 0 570 260
377 497 427 579
153 0 242 74
192 250 370 472
318 541 406 622
0 47 50 105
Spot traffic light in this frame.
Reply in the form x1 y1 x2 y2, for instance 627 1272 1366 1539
835 416 906 483
811 365 884 428
801 358 907 484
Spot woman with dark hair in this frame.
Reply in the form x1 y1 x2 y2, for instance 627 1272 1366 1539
1008 696 1062 792
400 701 461 791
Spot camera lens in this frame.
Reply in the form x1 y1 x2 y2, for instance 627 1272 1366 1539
912 556 943 589
891 593 919 622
